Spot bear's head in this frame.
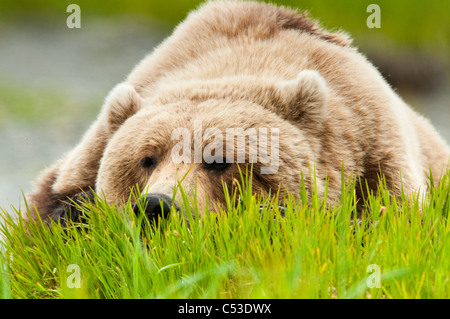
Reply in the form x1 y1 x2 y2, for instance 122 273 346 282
96 69 328 220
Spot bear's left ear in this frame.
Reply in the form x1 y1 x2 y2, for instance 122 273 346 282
275 69 328 127
102 83 143 134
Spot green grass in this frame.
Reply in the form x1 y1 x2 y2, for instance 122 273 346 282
1 169 449 299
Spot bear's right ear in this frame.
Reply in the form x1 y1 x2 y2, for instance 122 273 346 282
102 83 143 134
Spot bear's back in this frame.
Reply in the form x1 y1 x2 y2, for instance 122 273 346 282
126 0 354 93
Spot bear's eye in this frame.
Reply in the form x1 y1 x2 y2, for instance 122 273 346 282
203 158 230 172
139 156 157 169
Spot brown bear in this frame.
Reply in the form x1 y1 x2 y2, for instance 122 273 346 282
25 0 450 224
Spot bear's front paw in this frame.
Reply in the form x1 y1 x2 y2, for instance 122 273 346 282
49 190 95 227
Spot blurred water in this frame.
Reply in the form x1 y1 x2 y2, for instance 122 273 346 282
0 18 449 210
417 87 450 143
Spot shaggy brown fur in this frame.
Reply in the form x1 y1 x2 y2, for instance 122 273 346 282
25 0 449 222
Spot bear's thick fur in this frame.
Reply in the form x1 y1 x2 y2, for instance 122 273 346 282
26 0 449 222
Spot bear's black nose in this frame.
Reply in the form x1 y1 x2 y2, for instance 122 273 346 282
133 193 172 225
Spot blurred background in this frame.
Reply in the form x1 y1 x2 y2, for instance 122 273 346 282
0 0 449 209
